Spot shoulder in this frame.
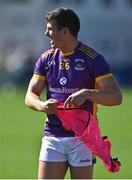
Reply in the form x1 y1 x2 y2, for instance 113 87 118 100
41 48 57 59
78 42 98 60
78 42 109 66
35 48 57 66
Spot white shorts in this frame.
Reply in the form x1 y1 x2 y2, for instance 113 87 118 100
39 136 94 167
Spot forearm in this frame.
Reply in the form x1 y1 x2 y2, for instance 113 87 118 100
83 88 122 106
25 92 45 112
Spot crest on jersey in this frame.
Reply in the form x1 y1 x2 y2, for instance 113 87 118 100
74 59 85 70
59 76 67 85
45 58 56 69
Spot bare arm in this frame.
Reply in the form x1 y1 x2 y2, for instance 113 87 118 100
64 76 123 108
25 77 57 114
84 76 122 105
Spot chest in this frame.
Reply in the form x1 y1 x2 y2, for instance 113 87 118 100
45 56 94 88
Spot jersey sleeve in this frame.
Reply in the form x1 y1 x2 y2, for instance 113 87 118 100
91 54 112 82
33 56 46 80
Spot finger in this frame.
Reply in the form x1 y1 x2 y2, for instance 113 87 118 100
49 98 59 103
64 98 70 109
49 104 57 111
64 97 73 108
45 106 57 114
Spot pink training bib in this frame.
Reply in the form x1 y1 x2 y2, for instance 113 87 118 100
56 102 121 173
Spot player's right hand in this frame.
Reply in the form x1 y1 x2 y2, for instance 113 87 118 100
42 98 58 115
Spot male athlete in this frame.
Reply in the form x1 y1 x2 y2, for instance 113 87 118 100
25 7 122 179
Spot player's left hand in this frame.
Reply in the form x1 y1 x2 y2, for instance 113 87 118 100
64 89 87 108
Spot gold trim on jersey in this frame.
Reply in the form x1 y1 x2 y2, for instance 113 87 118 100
95 73 112 82
93 102 98 118
33 74 46 80
79 45 97 59
60 50 74 56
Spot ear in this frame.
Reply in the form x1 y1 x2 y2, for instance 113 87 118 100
63 27 69 35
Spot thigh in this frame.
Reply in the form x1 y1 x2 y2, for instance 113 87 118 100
39 136 67 162
67 137 94 167
38 160 68 179
70 164 94 179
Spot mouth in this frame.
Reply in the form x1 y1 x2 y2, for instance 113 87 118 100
50 39 55 47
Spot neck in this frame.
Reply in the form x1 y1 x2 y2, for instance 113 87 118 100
60 39 79 54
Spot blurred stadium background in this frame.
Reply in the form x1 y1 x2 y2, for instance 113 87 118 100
0 0 132 179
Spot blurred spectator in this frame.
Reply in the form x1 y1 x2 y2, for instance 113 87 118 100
0 47 34 87
0 0 132 87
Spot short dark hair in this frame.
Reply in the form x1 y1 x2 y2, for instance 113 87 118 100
46 7 80 37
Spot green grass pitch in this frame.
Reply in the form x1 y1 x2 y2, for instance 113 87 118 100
0 88 132 179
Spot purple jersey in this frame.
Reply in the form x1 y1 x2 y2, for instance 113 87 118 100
33 41 112 137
